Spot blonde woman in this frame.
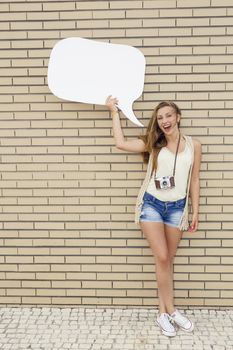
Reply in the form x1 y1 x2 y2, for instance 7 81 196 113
106 95 201 337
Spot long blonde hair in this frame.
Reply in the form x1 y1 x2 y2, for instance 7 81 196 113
138 101 181 172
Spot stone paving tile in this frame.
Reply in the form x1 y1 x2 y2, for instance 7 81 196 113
0 308 232 350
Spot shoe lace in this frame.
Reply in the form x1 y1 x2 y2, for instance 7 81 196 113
172 311 189 326
160 313 175 330
167 314 176 326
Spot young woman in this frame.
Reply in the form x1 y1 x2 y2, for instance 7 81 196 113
105 95 202 337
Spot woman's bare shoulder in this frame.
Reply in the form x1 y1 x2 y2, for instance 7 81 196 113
190 138 202 156
185 135 201 148
192 138 202 148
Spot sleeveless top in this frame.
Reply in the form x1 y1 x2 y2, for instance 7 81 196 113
134 135 194 231
146 138 192 201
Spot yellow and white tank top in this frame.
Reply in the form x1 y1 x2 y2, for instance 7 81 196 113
146 140 192 202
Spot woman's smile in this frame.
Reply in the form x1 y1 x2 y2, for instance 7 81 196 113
162 123 172 132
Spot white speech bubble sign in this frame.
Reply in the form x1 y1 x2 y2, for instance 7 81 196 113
48 37 145 127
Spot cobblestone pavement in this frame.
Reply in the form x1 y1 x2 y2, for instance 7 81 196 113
0 307 232 350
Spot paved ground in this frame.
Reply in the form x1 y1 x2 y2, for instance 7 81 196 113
0 307 232 350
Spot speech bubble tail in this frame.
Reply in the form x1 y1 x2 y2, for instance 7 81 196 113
120 106 144 127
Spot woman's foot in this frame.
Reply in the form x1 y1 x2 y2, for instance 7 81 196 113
156 313 176 337
169 309 194 332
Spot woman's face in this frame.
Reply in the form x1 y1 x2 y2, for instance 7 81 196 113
156 106 180 135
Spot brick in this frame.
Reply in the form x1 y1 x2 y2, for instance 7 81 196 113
35 272 66 280
126 28 159 37
211 17 233 26
143 37 176 46
212 0 233 5
127 9 159 18
177 56 209 64
27 11 59 20
144 0 176 8
0 22 9 30
159 28 191 37
190 290 219 298
110 18 142 28
36 257 65 265
37 289 66 296
0 281 20 287
51 297 82 304
0 95 13 102
0 41 10 49
194 8 226 16
22 296 52 304
0 12 26 21
97 30 129 40
0 297 21 303
110 1 142 9
210 54 233 63
160 65 192 73
0 31 27 40
6 288 36 296
161 8 192 17
177 92 209 100
4 222 34 230
177 0 210 6
27 30 60 39
193 27 225 36
0 4 9 11
177 18 209 26
51 281 81 290
10 3 42 11
11 21 43 30
97 289 126 297
177 74 209 82
193 83 225 91
75 10 100 20
177 37 209 46
192 101 225 109
44 21 76 30
43 2 75 11
60 29 92 38
6 272 35 279
1 49 27 58
6 256 33 264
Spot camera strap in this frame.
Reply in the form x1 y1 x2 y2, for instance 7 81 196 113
172 132 181 176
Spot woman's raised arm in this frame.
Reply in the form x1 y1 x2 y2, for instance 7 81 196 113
105 95 146 153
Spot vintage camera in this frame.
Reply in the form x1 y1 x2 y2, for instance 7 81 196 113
155 175 175 190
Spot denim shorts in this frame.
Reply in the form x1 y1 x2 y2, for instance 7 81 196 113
139 192 186 228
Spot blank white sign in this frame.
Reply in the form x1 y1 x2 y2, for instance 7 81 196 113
48 37 145 127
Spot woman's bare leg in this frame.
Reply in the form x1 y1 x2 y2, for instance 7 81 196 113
140 221 174 314
164 224 183 314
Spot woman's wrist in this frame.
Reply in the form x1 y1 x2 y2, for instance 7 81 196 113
110 109 119 115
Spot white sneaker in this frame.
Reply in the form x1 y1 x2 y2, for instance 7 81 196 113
170 309 194 332
156 313 176 337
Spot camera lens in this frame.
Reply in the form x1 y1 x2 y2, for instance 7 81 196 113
162 180 167 186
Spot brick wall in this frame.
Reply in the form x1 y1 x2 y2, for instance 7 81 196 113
0 0 232 308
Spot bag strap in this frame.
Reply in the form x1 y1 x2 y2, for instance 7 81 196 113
173 132 181 176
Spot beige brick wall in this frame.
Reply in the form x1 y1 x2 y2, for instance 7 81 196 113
0 0 232 308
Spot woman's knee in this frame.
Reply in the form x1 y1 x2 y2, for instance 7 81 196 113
155 251 170 265
169 255 175 265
